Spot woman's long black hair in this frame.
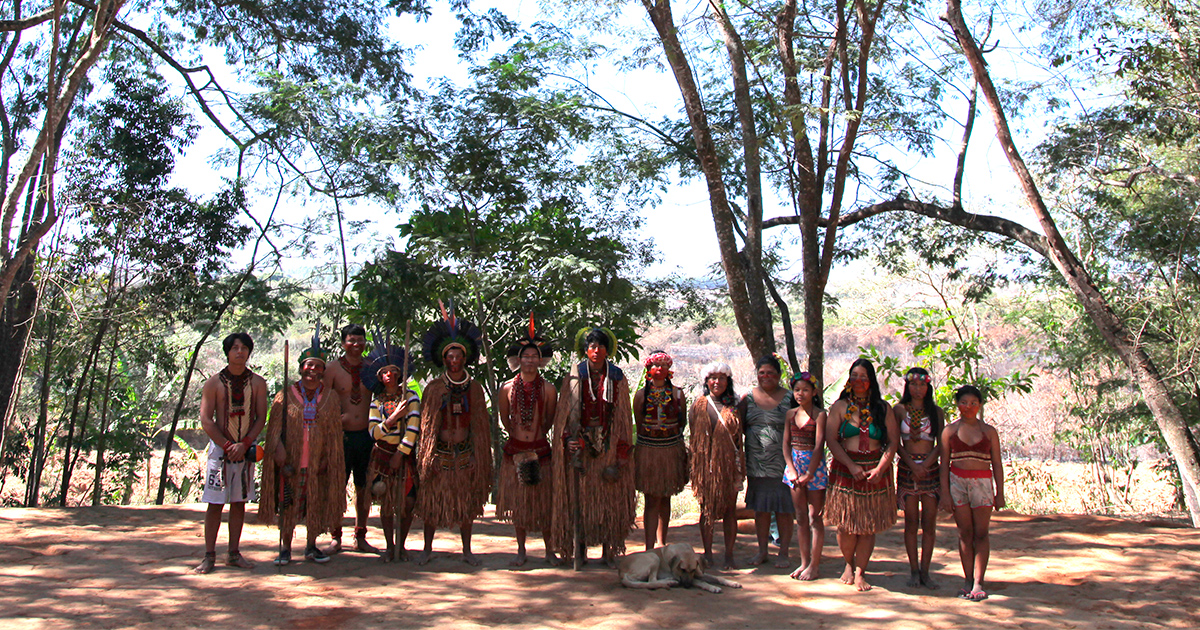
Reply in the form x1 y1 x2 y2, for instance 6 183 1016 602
837 358 888 444
899 367 943 437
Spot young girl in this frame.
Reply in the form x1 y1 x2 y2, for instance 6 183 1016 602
782 372 828 581
894 367 945 589
939 385 1005 602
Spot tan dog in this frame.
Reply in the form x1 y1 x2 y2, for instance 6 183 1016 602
617 543 742 593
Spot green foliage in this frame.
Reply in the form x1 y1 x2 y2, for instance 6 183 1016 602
351 35 668 389
860 306 1035 410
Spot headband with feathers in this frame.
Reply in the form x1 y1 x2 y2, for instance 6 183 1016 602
506 312 553 371
361 328 413 394
422 299 483 368
573 326 618 359
298 322 328 366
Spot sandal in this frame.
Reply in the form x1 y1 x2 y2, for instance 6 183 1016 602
193 552 216 574
226 551 255 570
967 590 988 602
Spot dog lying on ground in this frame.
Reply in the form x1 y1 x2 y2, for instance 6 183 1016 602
617 543 742 593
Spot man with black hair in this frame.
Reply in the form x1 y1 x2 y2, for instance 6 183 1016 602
549 327 636 568
194 333 268 574
325 323 380 555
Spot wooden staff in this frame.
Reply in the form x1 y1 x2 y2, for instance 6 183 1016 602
393 320 411 563
277 340 289 569
568 376 584 571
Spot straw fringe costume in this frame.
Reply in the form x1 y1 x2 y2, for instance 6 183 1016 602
688 396 744 524
414 376 492 529
634 382 688 498
549 361 636 559
258 386 345 536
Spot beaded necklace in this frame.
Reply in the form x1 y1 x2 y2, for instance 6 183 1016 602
645 384 672 422
512 373 544 431
845 395 873 453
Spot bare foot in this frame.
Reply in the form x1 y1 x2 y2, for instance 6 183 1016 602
193 553 216 574
416 550 433 566
323 539 343 556
547 552 563 566
797 565 819 581
723 556 738 571
747 551 769 566
509 550 527 567
840 564 855 585
906 570 922 588
854 568 872 592
603 553 617 569
704 551 716 568
226 552 255 570
789 563 809 580
394 548 410 562
463 551 481 567
773 555 791 569
920 571 939 590
355 537 381 554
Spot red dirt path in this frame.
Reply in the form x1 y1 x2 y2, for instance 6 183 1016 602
2 505 1197 629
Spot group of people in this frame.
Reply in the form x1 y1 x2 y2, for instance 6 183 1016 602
742 356 1006 600
191 311 1005 601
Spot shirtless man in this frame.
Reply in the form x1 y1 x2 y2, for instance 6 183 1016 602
194 332 268 574
324 323 380 555
496 325 559 566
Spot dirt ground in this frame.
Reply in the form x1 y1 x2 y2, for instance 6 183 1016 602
2 504 1197 629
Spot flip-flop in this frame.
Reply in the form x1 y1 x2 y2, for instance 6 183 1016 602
957 588 971 599
967 590 988 602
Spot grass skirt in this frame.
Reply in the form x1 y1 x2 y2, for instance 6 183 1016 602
634 435 688 497
825 449 897 535
497 441 553 532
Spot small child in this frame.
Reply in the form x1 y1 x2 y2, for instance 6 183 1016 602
782 372 828 581
939 385 1005 602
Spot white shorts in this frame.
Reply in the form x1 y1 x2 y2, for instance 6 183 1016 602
201 441 256 504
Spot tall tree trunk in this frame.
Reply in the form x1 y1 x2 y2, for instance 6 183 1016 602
0 1 120 432
711 1 775 350
91 322 119 506
25 298 58 507
641 0 774 360
61 324 103 506
946 0 1200 526
53 319 103 506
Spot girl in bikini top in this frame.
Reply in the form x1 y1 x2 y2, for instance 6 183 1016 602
900 414 935 442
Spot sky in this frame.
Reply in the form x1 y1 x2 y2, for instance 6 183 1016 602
163 0 1095 287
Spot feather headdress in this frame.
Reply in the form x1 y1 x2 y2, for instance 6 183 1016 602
298 322 328 366
573 326 618 359
421 299 483 368
506 312 553 371
360 328 412 394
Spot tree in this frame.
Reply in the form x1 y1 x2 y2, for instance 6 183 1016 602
938 0 1200 525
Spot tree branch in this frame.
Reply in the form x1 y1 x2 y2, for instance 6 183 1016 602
763 198 1051 257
